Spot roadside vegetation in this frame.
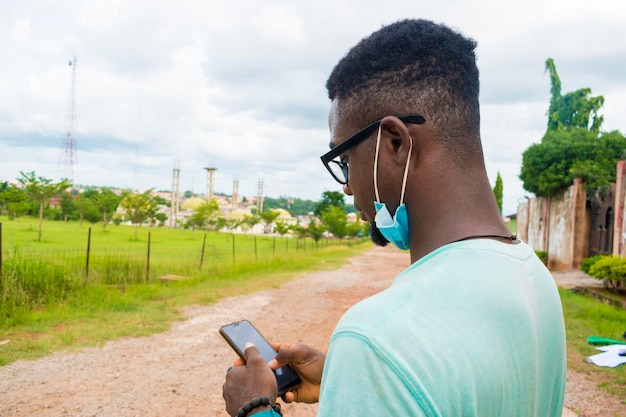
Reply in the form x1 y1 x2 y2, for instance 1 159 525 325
0 217 370 365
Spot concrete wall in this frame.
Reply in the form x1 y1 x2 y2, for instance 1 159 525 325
516 179 590 271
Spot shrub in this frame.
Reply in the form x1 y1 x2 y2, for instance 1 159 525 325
581 255 603 274
587 255 626 290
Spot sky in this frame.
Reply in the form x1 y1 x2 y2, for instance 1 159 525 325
1 0 625 215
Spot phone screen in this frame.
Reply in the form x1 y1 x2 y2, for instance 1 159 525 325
220 320 301 395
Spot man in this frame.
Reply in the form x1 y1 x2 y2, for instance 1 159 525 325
223 19 566 417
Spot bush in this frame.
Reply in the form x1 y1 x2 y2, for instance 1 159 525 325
581 255 603 274
587 255 626 290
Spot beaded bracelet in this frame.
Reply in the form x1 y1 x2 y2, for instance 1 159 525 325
234 396 282 417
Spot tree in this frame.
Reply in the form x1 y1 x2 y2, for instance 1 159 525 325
520 59 625 197
187 199 220 230
119 189 159 240
545 58 604 134
18 171 71 241
0 184 30 219
314 191 345 218
307 219 326 243
259 209 281 233
492 172 503 214
520 128 626 197
320 206 348 238
93 189 122 229
346 221 365 240
274 221 292 236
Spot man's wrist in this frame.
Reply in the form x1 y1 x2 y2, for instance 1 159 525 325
233 397 282 417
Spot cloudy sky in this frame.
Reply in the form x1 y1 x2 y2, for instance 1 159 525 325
1 0 624 215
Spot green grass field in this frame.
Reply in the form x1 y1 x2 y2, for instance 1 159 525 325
1 217 625 402
0 218 369 364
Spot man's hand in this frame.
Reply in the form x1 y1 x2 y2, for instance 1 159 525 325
269 342 326 404
223 343 278 416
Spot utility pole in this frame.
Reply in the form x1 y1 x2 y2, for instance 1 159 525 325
232 177 239 212
170 166 180 228
257 177 265 213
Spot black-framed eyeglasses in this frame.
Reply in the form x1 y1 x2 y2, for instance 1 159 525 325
320 114 426 185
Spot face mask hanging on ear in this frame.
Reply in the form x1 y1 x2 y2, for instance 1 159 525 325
373 124 413 250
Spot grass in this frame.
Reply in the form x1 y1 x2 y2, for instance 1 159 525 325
0 217 370 365
2 217 626 403
559 288 626 401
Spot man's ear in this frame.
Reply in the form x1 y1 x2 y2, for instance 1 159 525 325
380 116 413 166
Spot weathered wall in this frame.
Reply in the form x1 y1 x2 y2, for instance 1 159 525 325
613 160 626 257
516 181 589 271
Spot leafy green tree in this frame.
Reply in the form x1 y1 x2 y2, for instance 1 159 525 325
307 219 326 243
259 209 281 233
520 128 626 197
320 206 348 238
520 59 625 197
492 172 503 214
314 191 345 218
75 194 100 225
58 191 77 221
93 189 122 229
545 58 604 134
346 221 364 240
18 171 71 241
119 189 159 240
187 199 220 230
274 221 292 236
0 184 30 219
243 214 262 234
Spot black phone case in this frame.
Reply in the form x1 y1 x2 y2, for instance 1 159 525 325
220 320 301 395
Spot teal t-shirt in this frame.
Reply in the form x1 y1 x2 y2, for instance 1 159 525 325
317 240 566 417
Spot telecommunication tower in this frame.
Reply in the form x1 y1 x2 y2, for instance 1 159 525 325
204 166 217 201
60 56 78 181
231 177 239 211
256 177 265 213
170 165 180 228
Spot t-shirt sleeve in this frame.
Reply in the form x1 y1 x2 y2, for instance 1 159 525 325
317 332 437 417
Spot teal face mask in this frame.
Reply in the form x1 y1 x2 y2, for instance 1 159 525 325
372 125 413 251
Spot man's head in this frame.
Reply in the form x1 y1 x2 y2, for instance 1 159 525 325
324 19 484 246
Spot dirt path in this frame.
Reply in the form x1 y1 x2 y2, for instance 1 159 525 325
0 246 624 416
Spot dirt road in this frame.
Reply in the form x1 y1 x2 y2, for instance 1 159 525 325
0 246 624 416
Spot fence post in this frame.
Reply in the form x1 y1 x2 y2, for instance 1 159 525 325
232 233 236 267
85 227 92 279
0 222 3 284
146 231 151 281
200 232 207 269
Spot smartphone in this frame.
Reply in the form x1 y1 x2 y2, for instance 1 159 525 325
219 319 301 395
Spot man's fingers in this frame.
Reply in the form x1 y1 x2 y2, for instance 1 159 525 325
243 343 264 365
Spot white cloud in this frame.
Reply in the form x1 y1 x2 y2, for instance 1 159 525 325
0 0 624 216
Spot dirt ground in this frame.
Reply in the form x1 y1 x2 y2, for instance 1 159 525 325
1 246 625 416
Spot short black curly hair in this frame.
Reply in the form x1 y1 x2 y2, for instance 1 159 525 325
326 19 482 158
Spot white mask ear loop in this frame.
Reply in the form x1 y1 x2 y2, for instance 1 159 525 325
399 136 413 206
373 123 413 205
373 124 383 202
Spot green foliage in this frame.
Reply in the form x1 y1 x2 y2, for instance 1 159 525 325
559 288 626 400
187 199 220 230
520 59 624 197
581 255 603 274
274 221 292 236
0 184 30 219
492 171 503 214
545 58 604 133
587 255 626 290
314 191 345 218
18 171 72 241
320 205 348 238
259 210 280 233
306 220 326 242
519 128 626 197
119 189 160 240
263 196 316 216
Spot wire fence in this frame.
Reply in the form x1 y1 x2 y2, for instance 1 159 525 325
0 223 360 317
